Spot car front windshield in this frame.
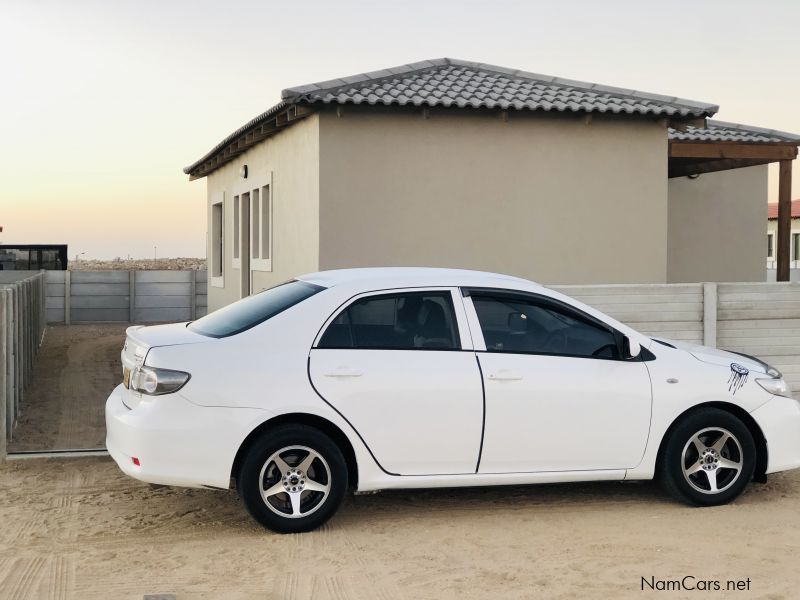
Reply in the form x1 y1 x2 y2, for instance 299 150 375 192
188 280 325 338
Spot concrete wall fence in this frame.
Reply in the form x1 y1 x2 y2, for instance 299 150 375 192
554 282 800 397
0 271 47 460
45 270 208 324
2 272 799 459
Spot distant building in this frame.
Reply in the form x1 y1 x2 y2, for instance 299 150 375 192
767 200 800 280
183 58 800 311
0 245 68 270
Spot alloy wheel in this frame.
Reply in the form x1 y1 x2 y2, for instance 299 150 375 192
259 445 332 518
681 427 743 495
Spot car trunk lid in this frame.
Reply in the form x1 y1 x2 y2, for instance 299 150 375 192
120 323 212 408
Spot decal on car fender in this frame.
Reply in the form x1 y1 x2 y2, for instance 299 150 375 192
728 363 749 395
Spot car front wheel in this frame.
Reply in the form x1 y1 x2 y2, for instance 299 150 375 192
238 424 348 533
659 407 756 506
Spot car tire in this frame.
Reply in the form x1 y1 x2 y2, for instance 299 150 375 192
237 424 348 533
658 407 756 507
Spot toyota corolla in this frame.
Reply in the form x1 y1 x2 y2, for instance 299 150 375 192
106 268 800 533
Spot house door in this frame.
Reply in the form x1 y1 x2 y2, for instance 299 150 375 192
240 192 251 298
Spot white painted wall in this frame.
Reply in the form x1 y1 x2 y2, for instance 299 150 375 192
205 115 321 311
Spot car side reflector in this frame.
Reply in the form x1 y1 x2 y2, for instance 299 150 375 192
132 457 140 466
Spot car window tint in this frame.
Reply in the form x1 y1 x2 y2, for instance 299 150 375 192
189 280 324 338
472 295 619 359
318 292 459 350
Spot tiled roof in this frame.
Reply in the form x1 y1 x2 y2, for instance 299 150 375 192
768 200 800 219
186 57 721 177
282 58 718 118
669 120 800 143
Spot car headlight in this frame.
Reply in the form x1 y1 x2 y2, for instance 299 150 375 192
756 377 793 399
130 366 190 396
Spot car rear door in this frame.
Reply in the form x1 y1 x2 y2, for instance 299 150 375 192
308 288 483 475
463 289 652 473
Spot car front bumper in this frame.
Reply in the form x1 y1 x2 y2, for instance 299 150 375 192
105 384 268 489
751 394 800 474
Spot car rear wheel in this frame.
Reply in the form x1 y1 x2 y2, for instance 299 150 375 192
659 407 755 506
238 425 348 533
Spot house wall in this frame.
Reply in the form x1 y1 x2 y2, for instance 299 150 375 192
205 114 320 311
766 216 800 276
667 165 767 283
318 110 668 285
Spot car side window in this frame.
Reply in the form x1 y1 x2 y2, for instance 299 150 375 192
318 291 460 350
471 294 619 359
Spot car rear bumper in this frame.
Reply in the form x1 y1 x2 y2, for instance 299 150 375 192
105 384 268 489
751 394 800 474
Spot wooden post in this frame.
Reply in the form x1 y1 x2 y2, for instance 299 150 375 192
777 159 793 281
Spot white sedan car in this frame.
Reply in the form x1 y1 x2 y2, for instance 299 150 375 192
106 268 800 533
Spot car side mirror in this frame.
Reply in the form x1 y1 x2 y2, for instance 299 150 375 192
625 335 641 358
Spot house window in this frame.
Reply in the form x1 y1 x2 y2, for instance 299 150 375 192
794 233 800 261
260 184 271 261
211 200 223 278
767 234 774 259
233 195 240 261
252 188 260 259
251 179 273 271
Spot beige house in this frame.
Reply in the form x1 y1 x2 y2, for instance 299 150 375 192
184 58 800 311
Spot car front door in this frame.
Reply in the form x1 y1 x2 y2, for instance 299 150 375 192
308 288 483 476
464 289 652 474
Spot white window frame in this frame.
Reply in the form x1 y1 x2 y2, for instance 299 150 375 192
209 193 225 288
251 171 273 272
232 194 241 269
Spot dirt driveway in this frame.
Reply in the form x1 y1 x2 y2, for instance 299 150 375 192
9 324 127 452
1 457 799 599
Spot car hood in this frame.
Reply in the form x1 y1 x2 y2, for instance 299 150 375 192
126 322 212 351
652 337 771 375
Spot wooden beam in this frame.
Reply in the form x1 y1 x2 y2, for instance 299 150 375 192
777 159 793 281
668 158 773 178
669 142 797 161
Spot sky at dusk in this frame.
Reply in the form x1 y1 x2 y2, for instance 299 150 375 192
1 0 799 259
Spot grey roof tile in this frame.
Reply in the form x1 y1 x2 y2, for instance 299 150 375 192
669 120 800 143
187 57 721 176
281 58 718 118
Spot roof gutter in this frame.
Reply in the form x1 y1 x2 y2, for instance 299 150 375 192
183 99 293 178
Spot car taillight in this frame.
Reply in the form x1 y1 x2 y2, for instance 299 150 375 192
129 366 191 396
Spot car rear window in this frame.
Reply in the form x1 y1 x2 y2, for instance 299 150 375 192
188 280 324 338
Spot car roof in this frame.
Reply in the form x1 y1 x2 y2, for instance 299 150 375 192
297 267 539 290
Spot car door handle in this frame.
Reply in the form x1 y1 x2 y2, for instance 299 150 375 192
323 367 364 378
487 370 523 381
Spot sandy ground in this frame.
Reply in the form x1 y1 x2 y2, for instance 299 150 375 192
9 324 127 452
0 456 799 600
3 324 800 598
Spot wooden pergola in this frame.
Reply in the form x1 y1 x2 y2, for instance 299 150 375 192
668 120 800 281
